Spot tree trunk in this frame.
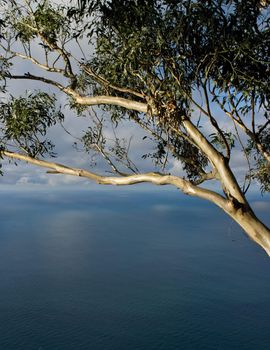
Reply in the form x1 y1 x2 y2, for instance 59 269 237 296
226 205 270 256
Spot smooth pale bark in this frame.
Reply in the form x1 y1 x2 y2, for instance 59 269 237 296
225 204 270 256
257 143 270 164
2 151 227 207
181 118 248 205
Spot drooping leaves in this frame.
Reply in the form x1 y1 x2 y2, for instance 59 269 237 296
247 127 270 192
0 92 64 157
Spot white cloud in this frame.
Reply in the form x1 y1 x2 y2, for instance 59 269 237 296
46 174 89 187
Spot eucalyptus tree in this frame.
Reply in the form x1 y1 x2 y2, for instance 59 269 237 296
0 0 270 255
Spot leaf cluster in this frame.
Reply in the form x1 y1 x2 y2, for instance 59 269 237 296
86 1 269 104
13 1 67 45
0 92 64 157
209 131 235 151
247 127 270 192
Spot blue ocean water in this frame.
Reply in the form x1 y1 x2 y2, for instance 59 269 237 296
0 187 269 350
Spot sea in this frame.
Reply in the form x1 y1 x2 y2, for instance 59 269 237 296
0 186 269 350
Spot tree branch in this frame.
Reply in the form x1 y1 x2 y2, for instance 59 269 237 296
3 48 65 74
18 19 74 77
2 150 228 209
80 63 144 99
203 81 231 159
6 73 66 91
232 119 252 194
258 120 270 135
223 103 270 164
192 170 218 185
6 72 149 113
181 117 248 205
67 90 149 113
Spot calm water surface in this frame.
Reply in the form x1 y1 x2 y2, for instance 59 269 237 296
0 187 269 349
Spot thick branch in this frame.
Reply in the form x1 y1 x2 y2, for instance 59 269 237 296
256 142 270 163
192 170 218 185
67 90 148 113
6 73 149 114
2 150 228 209
181 117 248 205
